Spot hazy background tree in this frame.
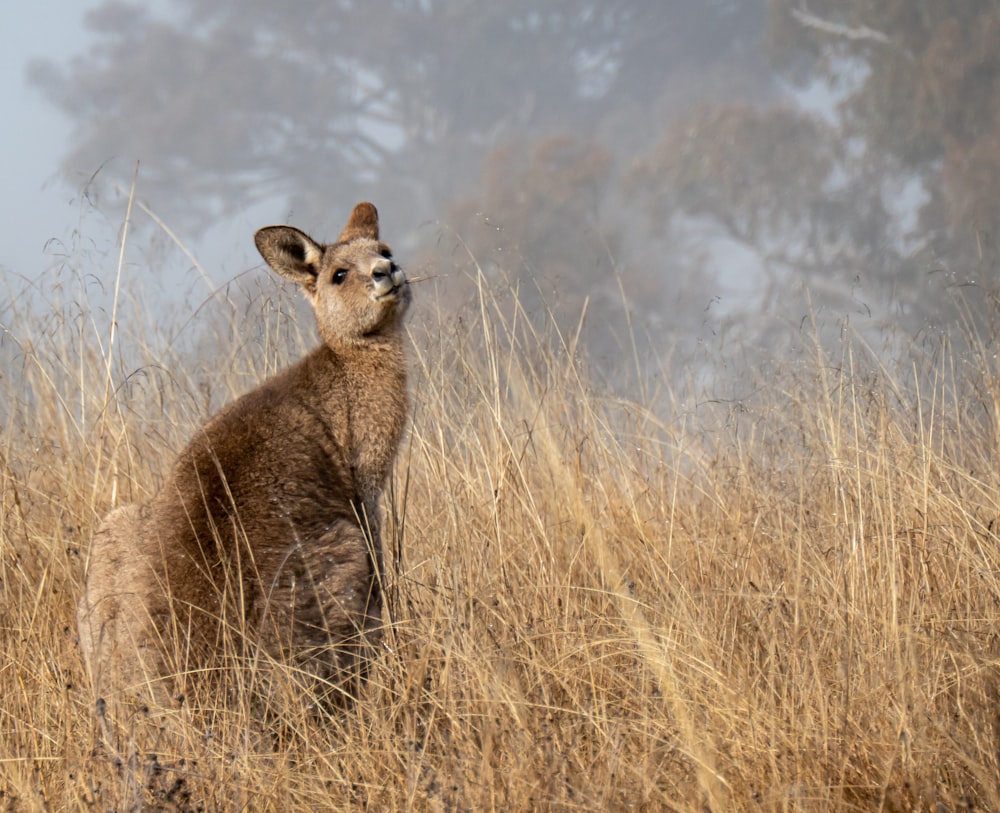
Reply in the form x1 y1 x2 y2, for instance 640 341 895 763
29 1 1000 369
769 2 1000 262
631 1 1000 337
27 1 767 360
28 1 764 227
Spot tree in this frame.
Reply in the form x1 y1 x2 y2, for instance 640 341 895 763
32 0 780 372
441 135 616 323
29 1 766 235
770 2 1000 260
621 1 1000 336
629 103 907 318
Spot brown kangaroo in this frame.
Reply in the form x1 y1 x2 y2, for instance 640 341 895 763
78 202 410 709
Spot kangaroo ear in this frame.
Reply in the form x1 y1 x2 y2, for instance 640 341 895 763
254 226 324 289
337 202 379 242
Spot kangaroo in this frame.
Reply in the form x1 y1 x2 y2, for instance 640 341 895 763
78 202 410 710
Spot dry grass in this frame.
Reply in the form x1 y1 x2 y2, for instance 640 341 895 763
3 236 1000 812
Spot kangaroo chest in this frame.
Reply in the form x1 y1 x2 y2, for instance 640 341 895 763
335 352 408 508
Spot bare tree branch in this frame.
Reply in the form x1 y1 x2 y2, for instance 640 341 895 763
790 6 913 59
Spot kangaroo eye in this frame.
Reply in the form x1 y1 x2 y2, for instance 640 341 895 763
332 268 348 285
380 248 393 259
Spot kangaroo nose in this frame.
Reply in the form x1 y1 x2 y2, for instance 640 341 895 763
371 257 400 298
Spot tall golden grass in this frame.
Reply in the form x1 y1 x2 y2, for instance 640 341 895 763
2 231 1000 810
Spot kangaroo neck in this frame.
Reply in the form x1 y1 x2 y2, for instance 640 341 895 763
308 336 408 504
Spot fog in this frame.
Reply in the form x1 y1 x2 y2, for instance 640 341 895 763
8 2 1000 384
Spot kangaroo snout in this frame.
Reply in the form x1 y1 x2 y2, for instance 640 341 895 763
371 258 407 299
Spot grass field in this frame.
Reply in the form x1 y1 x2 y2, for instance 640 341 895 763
2 239 1000 811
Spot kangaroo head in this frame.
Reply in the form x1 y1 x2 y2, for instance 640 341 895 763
254 202 410 346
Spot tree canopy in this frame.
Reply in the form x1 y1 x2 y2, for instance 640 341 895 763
29 1 763 231
769 1 1000 263
31 1 1000 350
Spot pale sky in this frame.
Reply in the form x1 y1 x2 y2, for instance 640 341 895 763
1 1 87 281
1 1 259 301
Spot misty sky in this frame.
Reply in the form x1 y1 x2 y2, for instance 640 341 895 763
2 3 85 281
1 3 773 301
4 1 968 358
2 1 255 294
3 3 778 296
